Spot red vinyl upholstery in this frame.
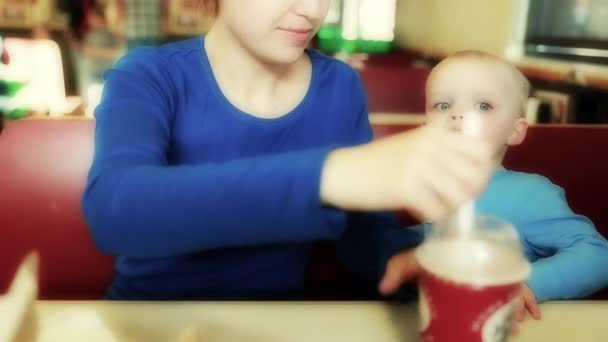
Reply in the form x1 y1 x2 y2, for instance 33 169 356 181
1 119 605 299
359 66 429 113
0 119 114 299
371 123 608 239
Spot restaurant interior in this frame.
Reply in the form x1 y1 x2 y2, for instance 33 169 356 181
1 0 607 341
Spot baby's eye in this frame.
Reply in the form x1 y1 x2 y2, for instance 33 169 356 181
434 102 450 111
477 102 493 111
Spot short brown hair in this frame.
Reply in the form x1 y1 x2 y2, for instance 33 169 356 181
201 0 219 16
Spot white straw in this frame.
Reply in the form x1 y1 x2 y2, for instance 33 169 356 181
457 110 483 236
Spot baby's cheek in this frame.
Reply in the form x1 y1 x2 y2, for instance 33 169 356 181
482 126 504 146
426 114 449 128
424 113 436 121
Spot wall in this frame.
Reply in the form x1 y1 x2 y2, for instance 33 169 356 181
394 0 519 57
393 0 608 92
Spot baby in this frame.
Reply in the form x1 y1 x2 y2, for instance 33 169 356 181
380 51 608 324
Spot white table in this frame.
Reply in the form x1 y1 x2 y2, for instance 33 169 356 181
33 300 608 341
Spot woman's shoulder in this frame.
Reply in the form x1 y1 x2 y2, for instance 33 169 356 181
103 37 206 103
110 37 203 78
307 50 366 110
308 49 361 83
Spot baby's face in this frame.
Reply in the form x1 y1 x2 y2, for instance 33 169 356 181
425 59 522 154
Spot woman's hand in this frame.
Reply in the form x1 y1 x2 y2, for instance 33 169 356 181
321 123 495 222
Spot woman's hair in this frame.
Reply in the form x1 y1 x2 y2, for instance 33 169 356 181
202 0 219 16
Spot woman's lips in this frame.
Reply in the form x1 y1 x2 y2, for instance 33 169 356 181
279 28 313 44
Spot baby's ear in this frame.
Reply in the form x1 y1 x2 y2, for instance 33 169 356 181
507 118 528 146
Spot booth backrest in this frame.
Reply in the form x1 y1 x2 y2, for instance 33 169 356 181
372 123 608 239
1 119 606 299
0 119 114 299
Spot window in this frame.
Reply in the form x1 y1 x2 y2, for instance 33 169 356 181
525 0 608 64
317 0 396 53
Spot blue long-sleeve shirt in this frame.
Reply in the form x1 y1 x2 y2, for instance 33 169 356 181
82 37 421 300
476 170 608 302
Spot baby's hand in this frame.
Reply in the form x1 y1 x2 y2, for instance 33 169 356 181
511 284 541 335
379 249 420 295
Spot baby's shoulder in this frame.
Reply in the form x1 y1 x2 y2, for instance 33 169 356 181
496 171 570 216
497 170 563 195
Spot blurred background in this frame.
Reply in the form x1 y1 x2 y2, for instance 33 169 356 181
0 0 607 124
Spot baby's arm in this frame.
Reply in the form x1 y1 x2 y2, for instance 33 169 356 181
522 180 608 302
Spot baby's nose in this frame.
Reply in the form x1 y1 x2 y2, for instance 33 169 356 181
450 114 464 121
448 115 463 132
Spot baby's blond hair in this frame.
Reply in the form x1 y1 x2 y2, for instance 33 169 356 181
430 50 531 116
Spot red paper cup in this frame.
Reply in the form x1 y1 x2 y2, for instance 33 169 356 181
416 215 530 342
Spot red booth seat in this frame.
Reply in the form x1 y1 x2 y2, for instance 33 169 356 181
1 120 606 299
359 66 429 113
0 119 114 299
372 123 608 239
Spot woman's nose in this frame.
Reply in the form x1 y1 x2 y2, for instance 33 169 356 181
293 0 326 21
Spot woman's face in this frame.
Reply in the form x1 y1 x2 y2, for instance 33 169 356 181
217 0 330 64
